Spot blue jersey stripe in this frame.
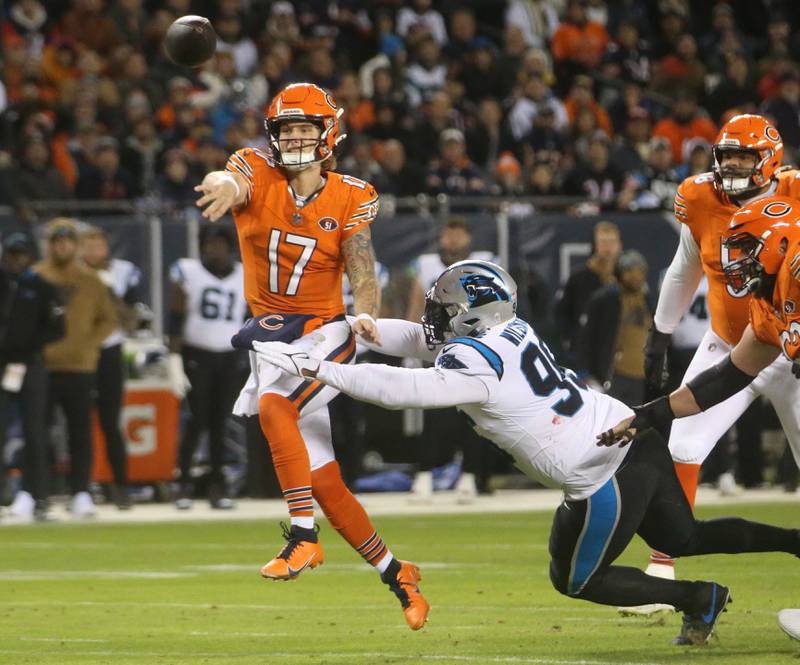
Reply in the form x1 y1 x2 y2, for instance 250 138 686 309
447 337 504 379
567 477 621 595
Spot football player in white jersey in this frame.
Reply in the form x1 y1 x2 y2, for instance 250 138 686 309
255 260 800 646
169 225 248 510
81 226 144 510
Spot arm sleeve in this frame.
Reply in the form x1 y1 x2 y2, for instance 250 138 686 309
316 361 489 409
653 224 704 333
345 316 438 362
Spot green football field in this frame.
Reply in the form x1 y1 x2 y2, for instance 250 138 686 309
1 502 799 665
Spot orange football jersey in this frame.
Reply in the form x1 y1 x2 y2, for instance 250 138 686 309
225 148 379 320
673 169 800 346
750 237 800 361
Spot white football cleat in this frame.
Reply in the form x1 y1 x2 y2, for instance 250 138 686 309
69 491 97 518
409 471 433 504
778 609 800 641
9 490 35 522
454 471 478 503
617 562 676 616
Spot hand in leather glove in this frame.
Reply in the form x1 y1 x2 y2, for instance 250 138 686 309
643 327 671 399
596 396 674 447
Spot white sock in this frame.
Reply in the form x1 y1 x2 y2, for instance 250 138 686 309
375 550 394 574
291 516 315 530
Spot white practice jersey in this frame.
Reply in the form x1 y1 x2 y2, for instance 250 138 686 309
671 277 709 351
414 251 497 291
322 318 634 500
170 258 248 352
102 258 142 349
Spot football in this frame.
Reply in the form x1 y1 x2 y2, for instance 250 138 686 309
164 15 217 68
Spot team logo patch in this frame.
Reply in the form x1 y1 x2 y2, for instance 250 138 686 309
764 201 792 218
785 300 796 314
766 125 781 142
259 314 285 330
318 217 338 231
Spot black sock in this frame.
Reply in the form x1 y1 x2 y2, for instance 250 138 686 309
381 557 401 584
290 524 318 543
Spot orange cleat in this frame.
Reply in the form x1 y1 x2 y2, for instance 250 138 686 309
260 522 324 581
382 560 430 630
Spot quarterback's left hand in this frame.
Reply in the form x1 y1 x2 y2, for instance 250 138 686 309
254 341 321 379
352 313 382 346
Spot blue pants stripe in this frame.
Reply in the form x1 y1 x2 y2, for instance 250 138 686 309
567 477 621 595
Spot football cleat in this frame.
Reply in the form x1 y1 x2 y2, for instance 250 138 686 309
618 562 676 616
382 560 430 630
673 583 731 646
261 522 324 581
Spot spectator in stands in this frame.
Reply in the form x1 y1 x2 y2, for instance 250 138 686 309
494 151 524 196
121 117 163 194
554 220 622 358
527 158 560 196
81 225 143 510
157 148 195 206
444 8 478 62
75 136 138 201
650 4 688 60
564 75 613 138
563 131 636 211
551 0 609 82
60 0 120 56
215 12 258 77
396 0 447 48
340 136 382 183
630 136 681 211
459 39 505 102
426 129 486 196
509 72 568 142
13 137 72 205
652 92 717 165
373 139 425 197
611 106 651 174
405 35 447 108
601 20 651 86
761 70 800 154
523 105 567 167
576 249 652 405
676 138 712 179
2 232 64 523
465 98 506 172
505 0 559 50
495 26 529 97
413 90 461 165
652 32 706 100
35 218 117 518
707 54 759 123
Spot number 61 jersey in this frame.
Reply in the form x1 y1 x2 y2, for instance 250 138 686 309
225 148 379 320
438 318 634 500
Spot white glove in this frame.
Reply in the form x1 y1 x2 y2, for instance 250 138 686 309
253 341 321 379
167 352 191 397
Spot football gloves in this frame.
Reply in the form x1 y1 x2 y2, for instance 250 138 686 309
254 340 322 379
596 396 674 447
643 327 671 400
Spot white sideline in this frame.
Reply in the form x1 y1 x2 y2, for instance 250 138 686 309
2 487 797 527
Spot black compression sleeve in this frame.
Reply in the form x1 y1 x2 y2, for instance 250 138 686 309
686 356 756 411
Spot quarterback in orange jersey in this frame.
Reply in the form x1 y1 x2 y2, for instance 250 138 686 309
623 114 800 617
193 82 429 630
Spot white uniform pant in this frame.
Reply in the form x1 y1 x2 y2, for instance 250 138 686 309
669 329 800 466
233 319 355 470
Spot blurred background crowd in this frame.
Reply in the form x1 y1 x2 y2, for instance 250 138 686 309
1 0 800 517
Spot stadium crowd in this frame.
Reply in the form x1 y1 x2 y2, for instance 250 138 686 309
2 0 800 219
2 0 800 512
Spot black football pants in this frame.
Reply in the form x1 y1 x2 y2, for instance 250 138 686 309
95 344 128 485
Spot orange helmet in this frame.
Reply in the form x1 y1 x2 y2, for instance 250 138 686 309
712 114 783 197
723 196 800 296
265 83 345 168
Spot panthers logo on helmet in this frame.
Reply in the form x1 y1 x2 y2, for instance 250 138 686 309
460 274 511 307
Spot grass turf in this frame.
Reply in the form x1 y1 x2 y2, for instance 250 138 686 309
1 502 799 665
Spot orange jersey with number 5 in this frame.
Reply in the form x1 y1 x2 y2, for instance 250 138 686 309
224 148 379 319
673 169 800 345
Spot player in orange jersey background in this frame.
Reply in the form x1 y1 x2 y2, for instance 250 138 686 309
623 115 800 618
194 83 428 630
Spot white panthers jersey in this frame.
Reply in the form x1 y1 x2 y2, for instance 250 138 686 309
433 319 633 500
102 258 142 349
170 258 248 352
414 251 497 291
671 277 709 351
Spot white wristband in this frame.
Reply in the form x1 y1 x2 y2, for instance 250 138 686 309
219 172 241 199
354 313 376 324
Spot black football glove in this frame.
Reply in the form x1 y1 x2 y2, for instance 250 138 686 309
643 327 671 400
596 396 675 447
